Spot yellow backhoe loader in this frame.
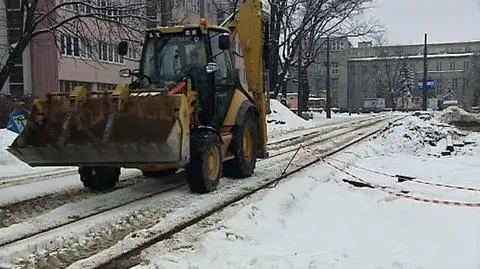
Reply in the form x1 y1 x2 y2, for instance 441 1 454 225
7 0 270 193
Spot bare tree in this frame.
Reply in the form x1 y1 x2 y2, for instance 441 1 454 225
210 0 238 22
208 0 381 104
270 0 382 99
0 0 154 93
371 34 409 110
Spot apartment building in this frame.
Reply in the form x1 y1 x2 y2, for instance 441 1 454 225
306 36 351 108
1 0 220 98
348 41 480 110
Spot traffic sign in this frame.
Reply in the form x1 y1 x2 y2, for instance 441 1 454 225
418 80 435 91
7 107 29 134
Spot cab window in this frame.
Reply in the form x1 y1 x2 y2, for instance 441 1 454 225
209 31 234 85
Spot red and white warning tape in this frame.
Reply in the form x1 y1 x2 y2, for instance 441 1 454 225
328 157 480 193
383 189 480 207
298 144 480 208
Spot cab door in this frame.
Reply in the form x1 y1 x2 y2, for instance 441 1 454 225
209 31 236 128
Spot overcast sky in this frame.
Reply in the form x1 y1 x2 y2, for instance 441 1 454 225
365 0 480 45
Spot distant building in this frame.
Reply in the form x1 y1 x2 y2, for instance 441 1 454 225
289 38 480 111
348 41 480 111
307 36 352 109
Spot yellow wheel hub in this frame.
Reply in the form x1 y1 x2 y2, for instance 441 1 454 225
206 147 220 181
243 127 254 161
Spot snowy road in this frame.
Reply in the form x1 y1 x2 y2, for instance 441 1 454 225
129 112 480 269
0 109 393 269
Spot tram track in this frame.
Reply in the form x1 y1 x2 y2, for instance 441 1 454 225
0 115 400 269
70 115 403 269
0 115 386 228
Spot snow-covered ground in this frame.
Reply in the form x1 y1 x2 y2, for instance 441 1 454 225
0 129 74 177
135 112 480 269
267 100 373 140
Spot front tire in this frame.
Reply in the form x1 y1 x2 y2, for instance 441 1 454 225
79 166 120 191
223 114 258 178
187 130 222 194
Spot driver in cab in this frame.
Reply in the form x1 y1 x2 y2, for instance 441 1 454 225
184 49 207 85
184 49 212 125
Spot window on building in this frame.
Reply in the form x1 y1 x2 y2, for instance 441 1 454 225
65 35 72 55
97 82 116 91
97 41 124 64
128 45 139 59
60 34 124 64
464 78 469 88
464 61 469 71
436 79 442 94
452 78 458 89
60 80 92 92
79 38 93 58
191 0 200 13
331 78 339 89
450 61 456 70
60 34 93 59
60 0 123 21
331 62 339 74
72 37 80 57
59 0 80 12
436 62 442 71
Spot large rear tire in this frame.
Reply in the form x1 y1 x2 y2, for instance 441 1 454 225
187 130 222 194
223 114 258 178
79 166 120 191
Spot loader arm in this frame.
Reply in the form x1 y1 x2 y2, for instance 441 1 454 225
225 0 270 158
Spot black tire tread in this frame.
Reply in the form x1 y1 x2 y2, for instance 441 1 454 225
187 130 222 194
223 114 258 178
79 166 120 191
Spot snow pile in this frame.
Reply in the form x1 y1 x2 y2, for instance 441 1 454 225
438 106 480 125
0 129 19 166
373 116 456 156
267 99 313 133
0 129 65 176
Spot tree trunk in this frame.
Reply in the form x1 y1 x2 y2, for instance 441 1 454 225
0 36 31 94
301 66 309 112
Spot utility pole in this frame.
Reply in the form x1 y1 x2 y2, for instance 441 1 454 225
200 0 205 17
422 33 428 111
325 36 332 119
297 32 303 117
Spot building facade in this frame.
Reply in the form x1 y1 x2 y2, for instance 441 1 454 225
289 38 480 111
307 36 351 108
348 41 480 111
1 0 220 98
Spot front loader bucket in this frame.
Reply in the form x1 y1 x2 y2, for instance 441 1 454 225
7 86 190 167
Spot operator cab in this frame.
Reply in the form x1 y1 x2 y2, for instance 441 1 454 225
117 22 235 127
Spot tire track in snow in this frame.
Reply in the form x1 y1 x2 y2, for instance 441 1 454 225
0 115 400 269
0 115 386 228
71 116 402 269
0 168 77 189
